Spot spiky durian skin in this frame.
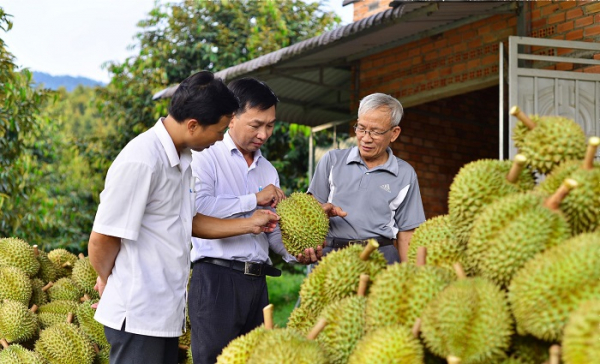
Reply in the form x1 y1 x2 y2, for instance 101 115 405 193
318 296 366 364
276 192 329 256
94 347 110 364
509 232 600 341
0 344 45 364
421 277 512 364
0 300 38 343
286 305 317 336
562 299 600 364
246 328 328 364
512 120 530 150
37 300 79 328
347 324 424 364
77 300 109 349
449 159 535 244
534 160 581 197
299 249 345 314
47 277 83 302
0 266 32 306
468 192 571 288
29 278 49 307
216 326 265 364
407 215 467 271
0 238 40 278
365 263 454 331
559 168 600 235
35 250 58 284
518 115 586 174
72 257 99 299
47 248 77 279
35 322 95 364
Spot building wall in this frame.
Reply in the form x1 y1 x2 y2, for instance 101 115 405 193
350 0 600 218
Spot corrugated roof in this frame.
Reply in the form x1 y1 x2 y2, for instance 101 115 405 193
154 1 516 127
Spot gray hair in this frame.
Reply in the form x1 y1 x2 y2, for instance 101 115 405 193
358 93 404 127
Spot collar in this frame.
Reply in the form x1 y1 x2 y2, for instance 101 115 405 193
346 146 399 176
224 131 263 165
153 118 191 170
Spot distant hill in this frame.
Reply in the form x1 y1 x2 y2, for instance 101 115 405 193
32 71 105 91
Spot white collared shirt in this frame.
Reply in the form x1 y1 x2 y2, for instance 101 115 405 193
190 131 294 264
93 118 193 337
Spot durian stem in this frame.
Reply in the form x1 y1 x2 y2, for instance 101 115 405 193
42 282 54 291
411 318 422 338
306 318 327 340
447 356 461 364
30 304 38 313
78 253 85 259
93 343 101 354
178 344 189 351
506 154 528 184
549 345 561 364
80 294 91 302
67 312 74 324
61 262 72 268
544 178 578 211
0 338 8 349
583 136 600 170
357 274 370 297
33 244 39 256
453 263 467 279
359 239 379 261
510 106 536 130
263 304 274 330
416 246 427 267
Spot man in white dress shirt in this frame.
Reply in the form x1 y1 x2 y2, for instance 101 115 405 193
88 71 280 364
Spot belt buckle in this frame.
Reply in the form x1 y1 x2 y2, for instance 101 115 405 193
348 239 368 246
244 262 263 276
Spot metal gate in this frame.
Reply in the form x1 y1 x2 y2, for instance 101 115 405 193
502 36 600 160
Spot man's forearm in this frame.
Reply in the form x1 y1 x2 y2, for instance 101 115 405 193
397 229 415 263
191 212 263 239
88 231 121 282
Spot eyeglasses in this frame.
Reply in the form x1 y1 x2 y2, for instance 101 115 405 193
353 125 393 139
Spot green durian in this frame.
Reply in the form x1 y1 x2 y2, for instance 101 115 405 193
72 256 99 299
0 300 38 343
35 322 95 364
468 189 571 288
47 249 77 279
407 215 466 271
286 305 317 336
449 158 535 244
29 278 49 308
421 272 512 364
0 238 39 278
509 231 600 341
47 277 83 302
0 343 45 364
276 192 329 256
562 299 600 364
37 300 79 328
0 266 32 306
347 324 424 364
94 347 110 364
77 300 109 349
216 326 266 364
34 249 58 284
246 328 327 364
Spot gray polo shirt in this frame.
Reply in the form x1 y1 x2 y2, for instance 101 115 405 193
308 146 426 240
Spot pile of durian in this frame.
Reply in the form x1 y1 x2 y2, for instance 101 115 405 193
214 108 600 364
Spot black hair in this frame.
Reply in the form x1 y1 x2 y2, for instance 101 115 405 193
227 77 279 115
168 70 239 125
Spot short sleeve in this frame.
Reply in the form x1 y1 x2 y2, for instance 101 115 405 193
307 151 333 203
394 173 426 231
92 161 154 241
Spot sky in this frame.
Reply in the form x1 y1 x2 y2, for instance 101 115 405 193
1 0 354 84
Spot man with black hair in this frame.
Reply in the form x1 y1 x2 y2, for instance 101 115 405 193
88 71 279 364
188 77 344 364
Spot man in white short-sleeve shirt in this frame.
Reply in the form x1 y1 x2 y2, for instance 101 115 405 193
88 71 279 364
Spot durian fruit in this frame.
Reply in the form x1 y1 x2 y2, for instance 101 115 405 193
29 278 49 308
286 305 317 336
0 266 32 306
317 274 369 364
561 299 600 364
47 248 77 279
0 341 45 364
33 247 58 284
34 321 95 364
366 248 455 331
510 106 586 174
0 238 40 278
47 277 84 302
276 192 329 256
299 241 386 315
347 324 424 364
509 231 600 341
37 300 79 328
421 264 513 364
77 300 109 349
467 179 575 288
72 255 100 300
0 300 39 343
407 215 467 272
448 155 535 244
94 347 110 364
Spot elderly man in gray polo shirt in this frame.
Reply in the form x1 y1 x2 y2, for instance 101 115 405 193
308 92 426 264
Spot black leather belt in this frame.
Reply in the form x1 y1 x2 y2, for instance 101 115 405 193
195 258 281 277
329 237 394 250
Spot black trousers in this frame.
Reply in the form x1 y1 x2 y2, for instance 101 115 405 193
189 260 269 364
104 323 179 364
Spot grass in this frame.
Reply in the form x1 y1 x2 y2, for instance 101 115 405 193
266 271 307 327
